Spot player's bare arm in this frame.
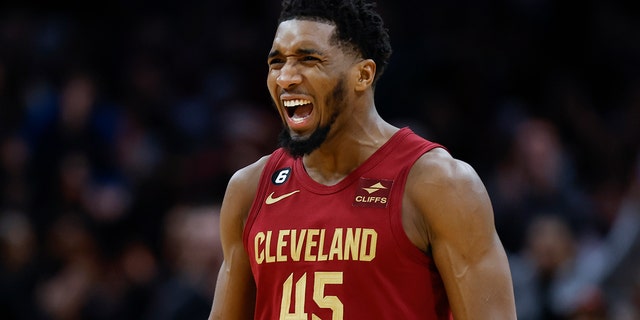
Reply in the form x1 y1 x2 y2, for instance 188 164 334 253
404 148 517 319
209 157 269 320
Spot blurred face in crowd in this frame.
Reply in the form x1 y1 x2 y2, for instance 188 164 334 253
526 215 576 275
267 19 361 157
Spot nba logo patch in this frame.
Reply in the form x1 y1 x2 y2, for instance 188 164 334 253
353 178 393 208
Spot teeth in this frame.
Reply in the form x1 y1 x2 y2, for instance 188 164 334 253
283 99 311 107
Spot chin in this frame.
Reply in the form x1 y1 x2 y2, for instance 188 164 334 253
278 124 330 158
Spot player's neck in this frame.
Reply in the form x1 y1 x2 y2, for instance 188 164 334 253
302 109 397 185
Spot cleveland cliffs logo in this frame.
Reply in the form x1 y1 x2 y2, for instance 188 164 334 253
353 178 393 208
362 182 387 194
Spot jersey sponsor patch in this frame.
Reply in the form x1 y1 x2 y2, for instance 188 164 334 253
353 178 393 208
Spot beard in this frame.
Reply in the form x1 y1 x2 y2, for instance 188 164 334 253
278 79 346 158
278 118 334 158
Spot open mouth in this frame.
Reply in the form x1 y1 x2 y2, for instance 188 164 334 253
283 99 313 123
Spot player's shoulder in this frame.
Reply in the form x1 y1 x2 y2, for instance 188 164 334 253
407 147 494 239
408 147 484 195
228 154 271 192
220 154 272 224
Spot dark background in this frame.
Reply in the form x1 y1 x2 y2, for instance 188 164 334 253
1 0 639 319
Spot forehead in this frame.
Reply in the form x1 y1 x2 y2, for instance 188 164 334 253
271 19 337 52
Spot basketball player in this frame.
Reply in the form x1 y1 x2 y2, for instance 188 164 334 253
209 0 516 318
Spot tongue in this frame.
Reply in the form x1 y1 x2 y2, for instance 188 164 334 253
293 104 313 118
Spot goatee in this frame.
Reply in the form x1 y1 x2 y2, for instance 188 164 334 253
278 120 333 158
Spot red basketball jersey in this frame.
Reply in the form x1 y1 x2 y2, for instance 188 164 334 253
243 128 451 319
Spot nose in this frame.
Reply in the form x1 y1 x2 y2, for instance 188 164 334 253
276 60 302 89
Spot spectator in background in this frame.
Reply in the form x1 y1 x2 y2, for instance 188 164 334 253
26 70 121 232
489 117 597 253
0 211 40 319
146 204 222 320
36 213 100 319
510 214 604 319
0 133 31 211
597 152 640 319
511 151 640 319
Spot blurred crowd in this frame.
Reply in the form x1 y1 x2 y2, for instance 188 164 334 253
0 0 639 319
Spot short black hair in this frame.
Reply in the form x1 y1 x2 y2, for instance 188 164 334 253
279 0 392 84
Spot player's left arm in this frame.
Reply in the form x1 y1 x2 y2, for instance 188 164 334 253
407 148 517 319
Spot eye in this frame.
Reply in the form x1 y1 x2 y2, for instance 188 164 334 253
268 58 284 68
302 56 320 62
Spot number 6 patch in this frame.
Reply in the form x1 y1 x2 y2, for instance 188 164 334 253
272 167 292 185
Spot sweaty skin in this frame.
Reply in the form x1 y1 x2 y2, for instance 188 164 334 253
403 148 516 318
209 19 516 320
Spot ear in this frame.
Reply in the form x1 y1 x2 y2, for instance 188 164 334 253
354 59 376 92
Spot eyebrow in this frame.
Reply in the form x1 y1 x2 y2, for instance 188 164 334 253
267 50 281 59
268 48 325 59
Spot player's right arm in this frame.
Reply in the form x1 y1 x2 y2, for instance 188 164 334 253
208 156 269 320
